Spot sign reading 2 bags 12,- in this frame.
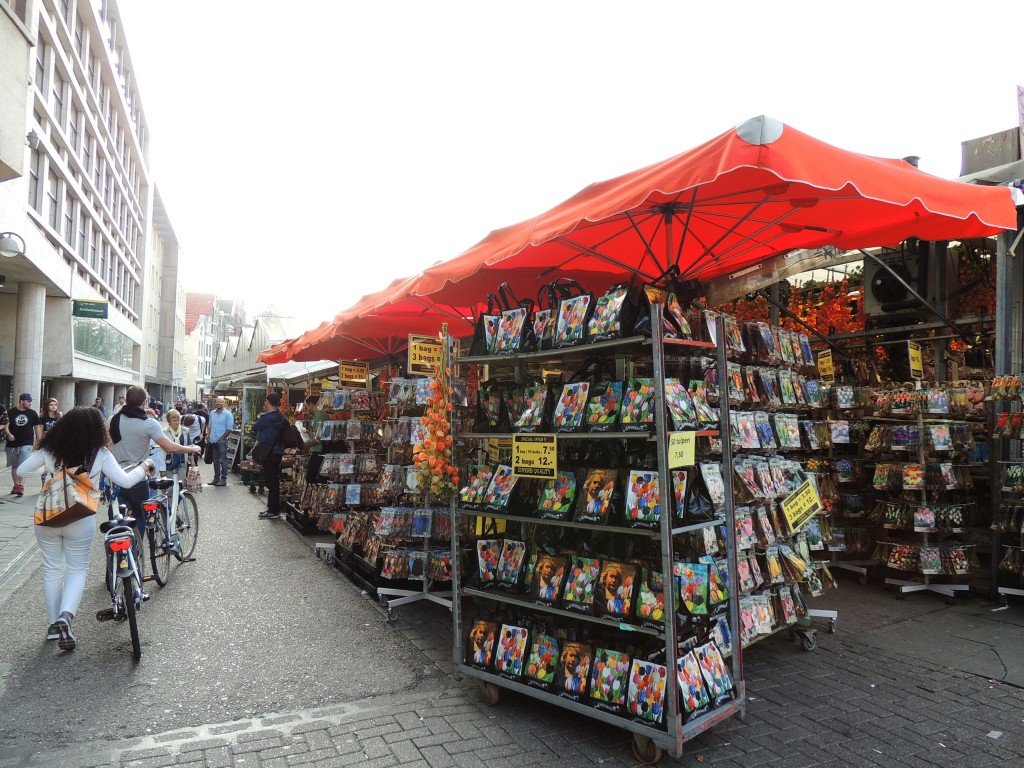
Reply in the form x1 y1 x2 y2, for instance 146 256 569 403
907 341 923 380
817 349 835 383
408 334 443 376
780 479 823 533
511 434 557 479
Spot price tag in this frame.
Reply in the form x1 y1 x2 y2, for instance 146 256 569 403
511 434 557 479
780 479 823 532
668 431 697 469
907 341 923 380
817 349 835 384
338 360 369 387
408 334 443 376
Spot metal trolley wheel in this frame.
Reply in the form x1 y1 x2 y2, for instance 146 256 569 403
631 734 663 765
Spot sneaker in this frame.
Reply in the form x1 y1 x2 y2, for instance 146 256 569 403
208 479 222 487
55 617 76 651
45 622 61 641
258 510 280 519
12 484 23 497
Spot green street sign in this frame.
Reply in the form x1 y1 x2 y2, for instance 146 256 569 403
72 300 108 319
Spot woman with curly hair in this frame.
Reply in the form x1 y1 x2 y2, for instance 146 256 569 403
18 407 156 651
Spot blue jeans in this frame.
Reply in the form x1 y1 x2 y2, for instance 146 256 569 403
213 438 230 481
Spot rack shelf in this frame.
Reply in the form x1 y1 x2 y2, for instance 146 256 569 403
454 662 744 752
459 430 720 442
461 586 664 637
460 335 649 365
455 507 724 538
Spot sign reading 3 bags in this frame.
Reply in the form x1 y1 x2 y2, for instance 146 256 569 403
408 334 443 376
338 360 369 388
511 434 558 479
780 479 822 532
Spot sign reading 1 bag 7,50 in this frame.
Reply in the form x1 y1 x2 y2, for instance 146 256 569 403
408 334 442 376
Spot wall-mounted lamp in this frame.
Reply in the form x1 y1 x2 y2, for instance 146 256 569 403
0 232 26 259
26 130 40 150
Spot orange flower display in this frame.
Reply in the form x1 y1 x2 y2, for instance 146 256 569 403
413 341 459 500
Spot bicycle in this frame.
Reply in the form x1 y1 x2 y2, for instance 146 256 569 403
146 463 199 587
96 500 144 661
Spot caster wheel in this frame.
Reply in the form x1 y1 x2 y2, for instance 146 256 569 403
481 682 501 706
895 590 906 601
801 632 817 652
632 734 663 765
828 618 837 634
249 486 256 494
387 608 399 622
858 574 868 586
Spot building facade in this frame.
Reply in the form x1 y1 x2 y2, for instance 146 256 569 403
0 0 183 408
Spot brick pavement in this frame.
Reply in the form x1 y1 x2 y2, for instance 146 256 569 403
0 493 42 607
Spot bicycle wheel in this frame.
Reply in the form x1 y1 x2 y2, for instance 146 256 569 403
114 574 142 661
148 509 172 587
176 493 199 561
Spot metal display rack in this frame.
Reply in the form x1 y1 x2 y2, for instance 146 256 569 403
449 309 745 763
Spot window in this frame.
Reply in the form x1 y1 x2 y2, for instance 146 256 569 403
93 155 102 189
34 39 46 90
59 0 70 23
47 171 60 229
78 210 88 259
81 132 92 174
68 109 80 153
98 238 106 277
64 191 75 247
27 149 43 212
74 14 85 59
106 247 114 285
87 51 96 92
89 226 97 270
72 317 134 368
51 71 66 128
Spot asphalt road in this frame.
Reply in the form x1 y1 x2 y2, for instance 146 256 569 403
0 468 435 751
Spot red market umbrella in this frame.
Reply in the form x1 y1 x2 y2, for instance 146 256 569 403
409 116 1016 304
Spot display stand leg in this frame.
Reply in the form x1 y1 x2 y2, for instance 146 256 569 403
997 587 1024 598
807 608 838 634
886 577 970 600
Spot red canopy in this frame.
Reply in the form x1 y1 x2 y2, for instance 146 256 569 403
409 116 1016 304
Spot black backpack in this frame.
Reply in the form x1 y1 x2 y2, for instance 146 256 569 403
278 419 302 450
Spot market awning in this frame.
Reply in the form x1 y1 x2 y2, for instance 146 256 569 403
407 115 1017 305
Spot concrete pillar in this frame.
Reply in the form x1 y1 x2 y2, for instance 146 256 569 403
98 383 115 413
51 378 76 413
12 283 46 402
75 381 98 408
114 385 127 401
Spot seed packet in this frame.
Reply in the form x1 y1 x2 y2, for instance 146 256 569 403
562 556 601 614
588 284 631 341
799 334 814 365
803 379 824 408
758 369 781 408
677 650 712 720
595 561 637 618
919 546 942 575
556 641 593 701
514 385 550 433
723 314 745 354
774 414 802 449
929 424 952 452
830 420 851 444
765 546 784 584
734 412 760 449
743 367 761 405
497 539 527 588
524 633 559 690
554 294 593 348
627 659 667 725
345 484 362 506
552 382 590 432
703 525 720 556
665 378 698 429
942 546 969 575
913 505 937 532
926 389 950 414
751 594 772 635
739 598 756 645
535 471 577 520
529 554 568 604
494 307 528 355
834 385 855 410
700 555 729 606
755 506 777 548
671 469 689 520
589 648 632 714
887 544 917 572
483 464 517 509
778 371 797 406
700 463 726 509
620 378 656 431
626 469 661 529
466 619 498 669
408 549 427 581
531 308 554 351
902 464 925 491
666 293 693 338
753 412 776 449
694 641 733 706
726 363 744 404
735 507 757 550
737 557 754 593
635 569 665 627
777 588 797 625
673 562 709 615
476 539 501 585
748 554 765 589
586 381 622 432
711 616 733 656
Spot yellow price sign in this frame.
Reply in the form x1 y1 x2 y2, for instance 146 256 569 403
668 431 697 469
511 434 558 479
486 437 512 463
817 349 835 383
408 334 443 376
907 341 923 380
780 479 823 533
338 360 369 387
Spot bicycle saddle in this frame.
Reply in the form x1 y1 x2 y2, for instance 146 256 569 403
148 479 174 491
100 517 136 533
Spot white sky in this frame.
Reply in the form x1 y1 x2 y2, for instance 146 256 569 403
117 0 1024 334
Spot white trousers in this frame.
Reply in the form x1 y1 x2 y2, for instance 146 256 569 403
33 516 96 623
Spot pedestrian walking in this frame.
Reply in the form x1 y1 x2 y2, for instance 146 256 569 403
40 397 62 434
156 409 192 482
110 386 200 543
17 406 156 650
254 392 287 519
207 397 234 486
93 397 106 417
5 393 41 497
